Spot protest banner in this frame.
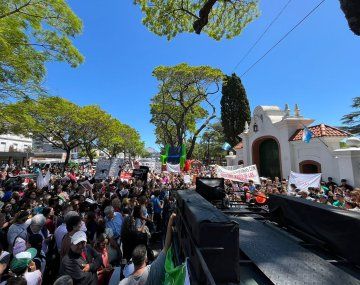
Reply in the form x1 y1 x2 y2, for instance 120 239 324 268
120 172 132 181
216 165 260 184
288 171 321 191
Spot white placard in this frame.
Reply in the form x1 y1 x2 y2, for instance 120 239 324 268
183 175 191 184
166 163 181 173
288 171 321 191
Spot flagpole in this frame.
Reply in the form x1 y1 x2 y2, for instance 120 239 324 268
301 123 329 148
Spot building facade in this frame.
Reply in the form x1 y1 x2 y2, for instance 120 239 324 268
226 105 360 187
0 134 33 166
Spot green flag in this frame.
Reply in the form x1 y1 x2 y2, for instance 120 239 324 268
164 246 186 285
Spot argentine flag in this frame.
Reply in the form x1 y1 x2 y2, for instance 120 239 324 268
222 142 232 151
302 127 313 143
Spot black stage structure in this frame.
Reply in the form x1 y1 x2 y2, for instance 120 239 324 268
171 179 360 285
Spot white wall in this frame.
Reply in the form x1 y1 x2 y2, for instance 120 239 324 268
291 139 341 182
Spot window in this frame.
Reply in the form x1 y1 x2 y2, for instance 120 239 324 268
0 142 5 152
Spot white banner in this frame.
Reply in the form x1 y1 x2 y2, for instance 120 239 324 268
216 165 260 184
288 171 321 191
166 163 181 173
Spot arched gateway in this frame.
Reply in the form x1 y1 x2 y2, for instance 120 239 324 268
252 136 281 179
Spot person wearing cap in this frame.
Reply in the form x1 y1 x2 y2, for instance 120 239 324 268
60 231 101 285
10 248 42 285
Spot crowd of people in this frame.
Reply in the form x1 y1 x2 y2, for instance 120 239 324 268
225 176 360 211
0 164 180 285
0 162 358 285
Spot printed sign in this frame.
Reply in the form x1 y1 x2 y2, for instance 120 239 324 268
288 171 321 191
108 158 124 178
216 165 260 184
94 158 111 180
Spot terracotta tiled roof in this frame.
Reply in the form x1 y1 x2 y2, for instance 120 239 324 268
234 142 243 149
289 124 350 141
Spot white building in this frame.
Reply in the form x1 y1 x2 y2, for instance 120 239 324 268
0 134 33 166
226 105 360 187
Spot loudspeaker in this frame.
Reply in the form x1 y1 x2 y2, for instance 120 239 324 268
196 177 225 202
175 190 240 284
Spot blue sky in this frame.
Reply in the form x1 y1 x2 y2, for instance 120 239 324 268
44 0 360 149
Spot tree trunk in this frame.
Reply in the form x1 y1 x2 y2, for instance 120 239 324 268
85 145 94 164
187 114 216 159
63 148 71 174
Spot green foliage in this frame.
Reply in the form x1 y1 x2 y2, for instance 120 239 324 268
342 97 360 134
192 121 226 163
150 63 223 158
0 0 83 101
97 119 145 158
221 73 251 146
134 0 259 40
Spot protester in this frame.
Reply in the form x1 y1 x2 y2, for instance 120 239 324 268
0 159 356 285
119 213 176 285
59 231 101 285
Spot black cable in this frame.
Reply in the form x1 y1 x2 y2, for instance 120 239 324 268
240 0 326 78
233 0 294 72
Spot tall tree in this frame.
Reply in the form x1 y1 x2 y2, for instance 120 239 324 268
221 73 251 147
0 0 83 101
342 97 360 134
150 63 223 158
134 0 258 40
78 105 113 164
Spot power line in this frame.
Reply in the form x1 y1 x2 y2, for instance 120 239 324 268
206 0 326 118
232 0 294 72
240 0 327 78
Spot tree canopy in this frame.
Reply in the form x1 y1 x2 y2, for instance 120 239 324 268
150 63 223 158
1 96 145 169
221 73 251 146
0 0 83 101
134 0 259 40
2 96 86 169
342 97 360 134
